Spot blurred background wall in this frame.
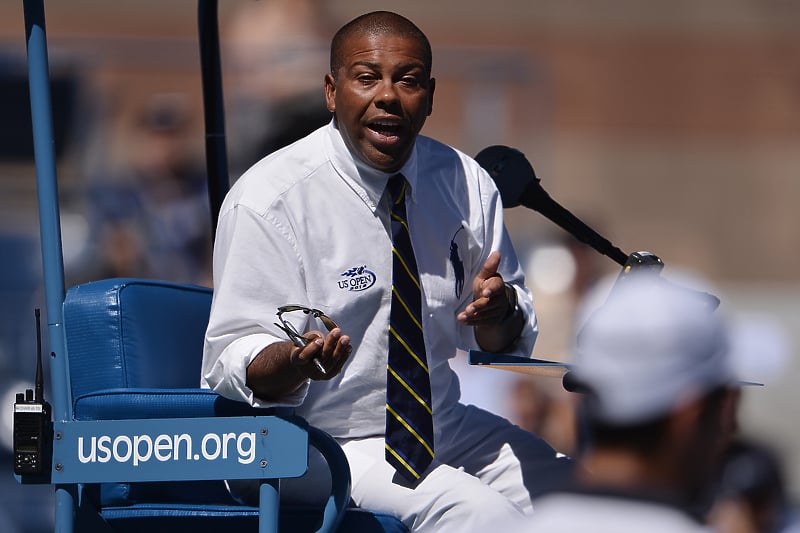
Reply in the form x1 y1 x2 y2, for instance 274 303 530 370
0 1 797 530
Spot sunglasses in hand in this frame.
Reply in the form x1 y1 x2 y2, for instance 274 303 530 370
274 305 340 375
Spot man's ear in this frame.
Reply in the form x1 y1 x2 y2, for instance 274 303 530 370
668 395 703 438
427 77 436 116
324 73 336 113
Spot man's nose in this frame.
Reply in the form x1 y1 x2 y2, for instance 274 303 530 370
375 80 400 106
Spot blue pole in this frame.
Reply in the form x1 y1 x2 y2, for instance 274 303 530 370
259 480 280 533
23 1 74 531
23 0 69 422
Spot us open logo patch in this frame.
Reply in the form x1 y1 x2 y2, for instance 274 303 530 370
338 265 376 292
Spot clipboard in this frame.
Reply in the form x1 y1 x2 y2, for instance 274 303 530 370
468 350 571 378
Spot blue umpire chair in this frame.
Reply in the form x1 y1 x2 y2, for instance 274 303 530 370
57 277 406 532
17 1 407 531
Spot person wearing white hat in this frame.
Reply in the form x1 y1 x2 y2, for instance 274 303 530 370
517 271 739 532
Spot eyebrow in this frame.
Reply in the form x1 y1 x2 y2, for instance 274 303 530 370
349 60 426 72
350 61 380 71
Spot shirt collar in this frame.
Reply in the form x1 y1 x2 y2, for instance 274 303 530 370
325 120 420 212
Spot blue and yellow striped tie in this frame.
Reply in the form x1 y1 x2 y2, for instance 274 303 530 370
385 174 434 482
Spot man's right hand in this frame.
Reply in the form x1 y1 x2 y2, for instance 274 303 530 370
246 329 353 401
290 328 352 380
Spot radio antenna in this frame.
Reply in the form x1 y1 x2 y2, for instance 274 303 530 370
34 308 43 403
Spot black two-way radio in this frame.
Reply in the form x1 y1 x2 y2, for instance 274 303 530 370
13 308 52 476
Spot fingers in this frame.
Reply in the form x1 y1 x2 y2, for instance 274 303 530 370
473 251 501 289
317 328 352 378
291 328 352 380
458 251 508 325
457 279 508 325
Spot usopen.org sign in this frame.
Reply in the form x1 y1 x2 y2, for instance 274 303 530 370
77 427 257 466
50 416 308 483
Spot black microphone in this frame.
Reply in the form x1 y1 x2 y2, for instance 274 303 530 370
561 370 590 394
475 145 628 267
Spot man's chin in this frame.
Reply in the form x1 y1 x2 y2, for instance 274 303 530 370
360 148 408 174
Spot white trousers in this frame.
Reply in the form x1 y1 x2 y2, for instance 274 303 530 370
344 403 572 532
229 403 573 532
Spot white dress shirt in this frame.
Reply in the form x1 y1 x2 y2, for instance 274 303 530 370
202 121 538 441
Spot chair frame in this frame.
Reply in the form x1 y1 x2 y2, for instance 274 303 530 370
17 2 362 532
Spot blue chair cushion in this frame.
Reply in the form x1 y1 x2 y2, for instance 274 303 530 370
72 388 287 420
63 278 213 401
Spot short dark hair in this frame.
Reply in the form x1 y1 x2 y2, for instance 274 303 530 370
586 412 671 458
329 11 432 79
583 385 730 457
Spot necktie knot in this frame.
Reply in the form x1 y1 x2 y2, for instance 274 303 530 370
387 174 407 207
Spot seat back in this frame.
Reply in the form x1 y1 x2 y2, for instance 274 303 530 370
62 279 235 508
64 278 212 402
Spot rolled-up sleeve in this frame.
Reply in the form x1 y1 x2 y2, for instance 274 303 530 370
202 202 310 407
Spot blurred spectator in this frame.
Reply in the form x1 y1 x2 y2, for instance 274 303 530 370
511 271 741 532
708 439 799 533
509 377 553 438
81 93 212 285
223 0 334 175
508 376 578 457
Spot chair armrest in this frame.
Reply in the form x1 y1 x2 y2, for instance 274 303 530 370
70 388 353 533
73 388 293 420
309 426 352 533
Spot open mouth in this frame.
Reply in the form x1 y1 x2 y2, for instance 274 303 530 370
368 121 403 140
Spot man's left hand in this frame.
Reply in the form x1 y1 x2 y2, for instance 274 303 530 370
457 251 512 326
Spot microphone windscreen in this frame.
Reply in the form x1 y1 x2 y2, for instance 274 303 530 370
475 145 537 209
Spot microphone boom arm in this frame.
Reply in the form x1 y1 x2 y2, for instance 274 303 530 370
475 144 629 266
520 179 628 266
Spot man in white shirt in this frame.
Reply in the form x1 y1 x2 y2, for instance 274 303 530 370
203 11 572 531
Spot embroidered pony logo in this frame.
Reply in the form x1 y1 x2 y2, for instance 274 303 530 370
450 226 465 299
